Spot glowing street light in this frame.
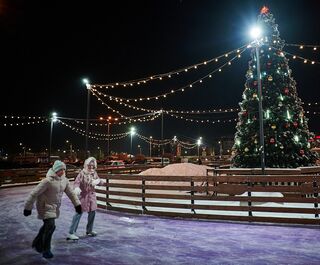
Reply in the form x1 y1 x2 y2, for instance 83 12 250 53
83 78 91 158
130 127 136 161
49 112 58 161
197 137 202 161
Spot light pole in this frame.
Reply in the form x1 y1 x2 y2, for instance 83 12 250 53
49 112 57 162
161 109 164 166
138 145 142 155
97 147 102 159
250 26 266 173
130 127 136 162
197 137 202 163
218 140 223 158
83 78 90 158
149 136 153 157
66 140 73 158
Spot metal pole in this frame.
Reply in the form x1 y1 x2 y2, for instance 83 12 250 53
130 134 133 162
255 45 266 173
149 138 152 157
161 110 164 166
49 119 53 162
85 87 91 158
107 121 110 161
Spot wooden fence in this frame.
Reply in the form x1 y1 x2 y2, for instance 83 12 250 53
96 173 320 225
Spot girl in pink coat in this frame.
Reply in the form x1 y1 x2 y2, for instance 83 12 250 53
67 157 104 240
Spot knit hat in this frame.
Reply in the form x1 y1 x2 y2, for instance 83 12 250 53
52 160 66 172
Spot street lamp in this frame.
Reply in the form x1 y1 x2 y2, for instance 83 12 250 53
66 140 73 159
130 127 136 161
149 136 153 157
250 26 266 172
83 78 91 158
218 140 223 158
49 112 57 162
197 137 202 163
138 145 142 155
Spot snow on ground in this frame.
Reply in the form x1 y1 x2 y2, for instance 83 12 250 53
95 163 319 219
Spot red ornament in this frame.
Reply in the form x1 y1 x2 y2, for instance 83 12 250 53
308 138 315 142
300 150 305 155
293 122 298 127
284 88 289 94
270 138 275 144
284 123 290 128
261 6 270 14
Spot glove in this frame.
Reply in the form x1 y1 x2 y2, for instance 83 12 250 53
92 178 100 186
24 209 32 216
74 187 81 196
75 205 82 214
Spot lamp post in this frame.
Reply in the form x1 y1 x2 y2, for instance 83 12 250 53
250 26 266 173
49 112 57 162
161 109 164 166
197 137 202 163
138 145 142 155
83 78 90 158
66 140 73 158
218 140 223 158
149 136 152 157
130 127 136 162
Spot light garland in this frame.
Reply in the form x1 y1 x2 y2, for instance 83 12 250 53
57 120 130 141
91 47 248 102
91 44 249 89
1 119 48 127
268 46 320 65
284 43 320 50
169 113 238 124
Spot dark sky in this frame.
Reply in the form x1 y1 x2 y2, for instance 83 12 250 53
1 0 320 155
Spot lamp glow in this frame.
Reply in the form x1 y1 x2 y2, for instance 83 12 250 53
250 27 262 39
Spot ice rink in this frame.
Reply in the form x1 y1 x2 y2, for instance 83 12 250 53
1 185 320 265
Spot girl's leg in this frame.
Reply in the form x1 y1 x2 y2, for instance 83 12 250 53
42 218 56 253
69 212 82 234
32 223 45 253
86 211 96 234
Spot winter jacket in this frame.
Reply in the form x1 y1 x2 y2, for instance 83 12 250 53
74 157 103 212
25 168 80 220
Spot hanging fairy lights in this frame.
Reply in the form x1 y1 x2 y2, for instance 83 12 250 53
91 47 248 102
284 43 320 51
1 119 48 127
91 44 249 89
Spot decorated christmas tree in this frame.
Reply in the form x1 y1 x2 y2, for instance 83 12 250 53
232 6 318 168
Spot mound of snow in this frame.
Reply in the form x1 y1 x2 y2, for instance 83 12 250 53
139 163 211 176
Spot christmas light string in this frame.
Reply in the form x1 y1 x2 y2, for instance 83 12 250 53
267 45 320 65
1 119 48 127
1 115 46 120
91 44 250 89
284 43 320 50
91 47 248 103
57 120 130 141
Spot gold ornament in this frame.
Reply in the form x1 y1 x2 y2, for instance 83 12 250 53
271 124 276 129
253 93 258 98
244 147 249 152
267 75 273 81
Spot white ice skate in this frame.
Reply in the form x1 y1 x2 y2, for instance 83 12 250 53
86 231 97 237
66 233 79 241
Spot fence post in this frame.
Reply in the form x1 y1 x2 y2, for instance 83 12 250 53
247 175 252 217
191 178 196 214
142 177 147 213
106 176 112 207
313 175 319 218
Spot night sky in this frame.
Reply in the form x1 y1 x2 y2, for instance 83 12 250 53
1 0 320 155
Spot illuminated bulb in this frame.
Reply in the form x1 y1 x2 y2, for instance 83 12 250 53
204 61 207 64
171 90 174 93
238 54 241 58
185 69 188 72
181 89 184 92
199 80 202 83
219 69 222 72
194 66 197 69
215 58 218 62
209 75 212 78
225 54 228 57
237 49 240 53
293 56 296 59
137 82 140 85
313 47 317 50
143 81 146 83
159 77 162 80
228 62 231 65
304 60 307 63
268 47 272 50
168 75 171 78
299 45 303 49
311 61 315 64
190 84 193 87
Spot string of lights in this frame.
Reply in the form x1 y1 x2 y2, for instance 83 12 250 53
1 119 48 127
57 120 130 140
91 47 248 103
1 115 46 120
91 44 249 89
268 45 320 65
284 43 320 50
169 113 238 124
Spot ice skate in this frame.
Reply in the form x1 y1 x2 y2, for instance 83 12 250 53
66 233 79 241
86 231 97 237
42 250 54 259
